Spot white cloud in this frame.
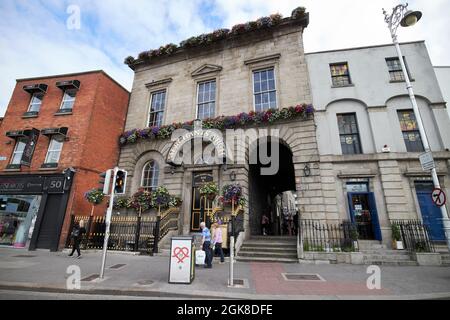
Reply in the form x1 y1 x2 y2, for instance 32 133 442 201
1 0 449 116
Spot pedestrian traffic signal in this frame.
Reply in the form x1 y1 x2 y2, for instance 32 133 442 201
114 170 127 195
99 169 112 195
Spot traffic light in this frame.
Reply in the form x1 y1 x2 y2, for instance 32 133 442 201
114 170 127 195
99 169 112 195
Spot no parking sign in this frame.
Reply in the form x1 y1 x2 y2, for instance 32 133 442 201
431 188 446 207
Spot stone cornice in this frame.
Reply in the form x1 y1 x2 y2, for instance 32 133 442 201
244 53 281 66
145 78 173 88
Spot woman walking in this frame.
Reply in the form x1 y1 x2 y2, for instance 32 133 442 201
212 222 225 264
69 220 86 259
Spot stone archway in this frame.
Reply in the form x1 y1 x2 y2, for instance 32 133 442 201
248 136 296 236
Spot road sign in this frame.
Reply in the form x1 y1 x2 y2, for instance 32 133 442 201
431 188 446 207
419 152 435 171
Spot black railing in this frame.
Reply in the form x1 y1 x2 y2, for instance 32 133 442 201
300 219 358 252
66 211 178 254
391 220 435 253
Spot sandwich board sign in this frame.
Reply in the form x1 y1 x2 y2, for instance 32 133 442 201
169 236 195 284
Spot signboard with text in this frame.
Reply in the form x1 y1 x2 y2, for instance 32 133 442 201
419 152 435 171
20 128 40 167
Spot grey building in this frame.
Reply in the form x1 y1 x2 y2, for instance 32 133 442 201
306 41 450 245
434 66 450 119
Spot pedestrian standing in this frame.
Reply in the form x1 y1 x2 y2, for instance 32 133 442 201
212 222 225 264
200 222 212 268
69 220 86 259
261 213 270 236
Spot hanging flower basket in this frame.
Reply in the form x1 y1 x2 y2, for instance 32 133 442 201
199 182 219 200
84 189 104 206
221 184 247 207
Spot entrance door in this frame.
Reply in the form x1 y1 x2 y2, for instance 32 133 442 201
191 172 214 232
347 192 382 241
415 182 445 241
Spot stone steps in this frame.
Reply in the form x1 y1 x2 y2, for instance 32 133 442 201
363 254 413 261
236 236 298 263
236 256 298 263
363 260 419 266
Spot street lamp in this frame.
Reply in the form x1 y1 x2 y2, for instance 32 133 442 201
383 3 450 251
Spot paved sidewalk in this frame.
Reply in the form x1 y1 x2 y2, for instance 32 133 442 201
1 247 450 300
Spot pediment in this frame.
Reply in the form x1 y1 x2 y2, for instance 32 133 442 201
191 64 223 77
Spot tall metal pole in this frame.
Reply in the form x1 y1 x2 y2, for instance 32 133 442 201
384 4 450 251
100 167 118 279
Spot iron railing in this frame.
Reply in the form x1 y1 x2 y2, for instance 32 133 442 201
391 219 435 253
300 219 358 252
66 208 180 254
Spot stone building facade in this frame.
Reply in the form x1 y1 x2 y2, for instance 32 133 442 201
306 41 450 244
118 9 329 244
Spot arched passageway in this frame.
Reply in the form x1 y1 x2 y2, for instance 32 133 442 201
248 138 296 236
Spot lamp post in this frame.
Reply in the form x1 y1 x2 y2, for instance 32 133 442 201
383 3 450 251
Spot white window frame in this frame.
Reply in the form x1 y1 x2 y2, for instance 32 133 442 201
147 90 167 127
27 93 44 113
10 138 27 165
59 89 77 110
141 160 160 191
44 137 64 164
252 68 277 112
195 79 216 120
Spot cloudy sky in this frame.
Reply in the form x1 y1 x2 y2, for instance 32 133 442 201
0 0 449 116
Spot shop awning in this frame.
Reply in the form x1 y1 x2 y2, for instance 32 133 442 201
22 83 48 94
40 127 68 137
56 80 80 91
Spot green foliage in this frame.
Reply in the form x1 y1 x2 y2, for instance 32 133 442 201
199 182 219 197
391 224 402 241
84 189 104 205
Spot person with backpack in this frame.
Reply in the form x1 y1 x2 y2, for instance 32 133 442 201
69 220 86 258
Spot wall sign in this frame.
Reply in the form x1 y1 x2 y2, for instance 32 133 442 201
0 175 68 195
21 128 40 167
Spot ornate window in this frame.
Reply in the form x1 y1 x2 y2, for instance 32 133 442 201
149 90 166 127
330 63 351 87
141 160 159 191
397 110 424 152
253 68 277 111
197 80 216 120
337 113 362 155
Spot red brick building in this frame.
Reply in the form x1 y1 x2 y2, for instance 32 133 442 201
0 70 129 251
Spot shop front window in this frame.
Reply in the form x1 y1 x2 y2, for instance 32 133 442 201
0 195 41 247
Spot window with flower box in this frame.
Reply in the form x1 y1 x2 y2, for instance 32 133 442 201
337 113 362 155
197 80 216 120
397 110 424 152
253 68 277 112
141 160 159 191
330 63 352 87
148 90 166 127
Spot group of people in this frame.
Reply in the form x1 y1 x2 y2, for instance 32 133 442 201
261 208 299 236
200 221 225 268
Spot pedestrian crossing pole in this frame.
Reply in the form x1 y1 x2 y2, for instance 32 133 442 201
100 167 118 279
229 200 236 287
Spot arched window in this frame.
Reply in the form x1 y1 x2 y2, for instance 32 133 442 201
141 160 159 191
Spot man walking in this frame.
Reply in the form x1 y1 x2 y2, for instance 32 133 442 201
200 222 212 268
